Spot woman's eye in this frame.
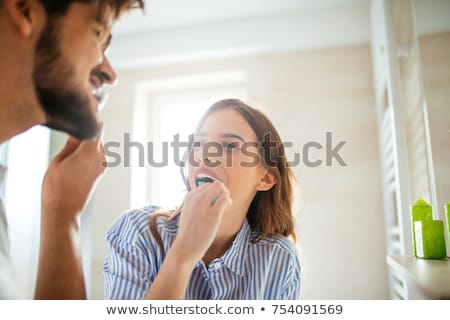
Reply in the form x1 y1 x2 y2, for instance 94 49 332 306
192 140 204 148
223 142 239 150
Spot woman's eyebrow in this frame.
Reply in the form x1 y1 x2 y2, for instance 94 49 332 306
197 133 245 143
221 133 245 142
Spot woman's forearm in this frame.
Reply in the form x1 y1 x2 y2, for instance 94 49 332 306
144 240 197 300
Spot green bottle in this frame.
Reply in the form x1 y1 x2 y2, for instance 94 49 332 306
414 220 447 259
410 198 433 257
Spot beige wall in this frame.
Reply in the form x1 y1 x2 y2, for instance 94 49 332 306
88 42 390 299
419 32 450 219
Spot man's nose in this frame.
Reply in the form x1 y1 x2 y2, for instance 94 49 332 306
95 54 117 86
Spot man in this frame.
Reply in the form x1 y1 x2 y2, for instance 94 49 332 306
0 0 144 299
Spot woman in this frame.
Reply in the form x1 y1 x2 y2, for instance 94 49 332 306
103 99 301 299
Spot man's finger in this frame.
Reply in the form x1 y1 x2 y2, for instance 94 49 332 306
77 123 104 154
54 136 82 162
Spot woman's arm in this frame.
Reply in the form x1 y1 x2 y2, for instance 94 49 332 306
143 240 197 299
280 249 301 300
145 180 231 299
104 210 160 300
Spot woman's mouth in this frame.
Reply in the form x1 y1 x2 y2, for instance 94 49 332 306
195 173 216 187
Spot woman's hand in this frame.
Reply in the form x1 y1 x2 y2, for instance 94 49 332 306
172 180 232 264
145 181 232 299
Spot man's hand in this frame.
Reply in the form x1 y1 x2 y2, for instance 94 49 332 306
41 134 106 222
35 132 106 299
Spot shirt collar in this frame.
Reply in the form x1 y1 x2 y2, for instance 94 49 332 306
221 218 250 276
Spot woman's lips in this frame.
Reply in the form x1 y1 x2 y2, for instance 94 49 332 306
195 174 215 187
193 168 223 187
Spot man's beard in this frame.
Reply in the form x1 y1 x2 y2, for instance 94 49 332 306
33 19 101 140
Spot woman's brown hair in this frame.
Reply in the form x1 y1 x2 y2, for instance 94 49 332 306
149 99 296 254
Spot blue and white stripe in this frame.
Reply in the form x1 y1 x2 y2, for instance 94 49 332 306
103 205 301 300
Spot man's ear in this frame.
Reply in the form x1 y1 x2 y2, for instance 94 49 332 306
256 168 277 192
4 0 44 37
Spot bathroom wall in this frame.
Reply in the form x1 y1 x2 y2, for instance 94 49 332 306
87 42 389 299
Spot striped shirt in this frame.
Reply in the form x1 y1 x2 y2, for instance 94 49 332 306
103 205 301 300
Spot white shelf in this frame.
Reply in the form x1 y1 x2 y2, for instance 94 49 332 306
387 255 450 299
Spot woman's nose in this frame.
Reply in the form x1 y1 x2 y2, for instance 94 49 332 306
194 141 223 167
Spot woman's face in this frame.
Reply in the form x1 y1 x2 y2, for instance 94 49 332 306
188 108 274 219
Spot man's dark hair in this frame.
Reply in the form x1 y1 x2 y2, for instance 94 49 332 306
39 0 144 19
